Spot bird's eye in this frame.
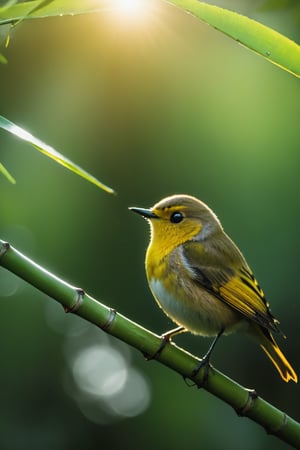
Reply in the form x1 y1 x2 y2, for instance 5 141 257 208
170 211 183 224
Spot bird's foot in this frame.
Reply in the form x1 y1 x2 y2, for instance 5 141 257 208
190 354 211 386
143 326 185 360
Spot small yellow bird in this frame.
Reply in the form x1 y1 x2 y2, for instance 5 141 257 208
130 194 297 383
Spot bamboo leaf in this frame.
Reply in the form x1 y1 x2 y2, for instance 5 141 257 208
0 0 110 23
0 53 8 63
0 162 16 183
0 115 115 193
167 0 300 78
0 0 299 78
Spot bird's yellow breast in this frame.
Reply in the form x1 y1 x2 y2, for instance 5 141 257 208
145 216 201 279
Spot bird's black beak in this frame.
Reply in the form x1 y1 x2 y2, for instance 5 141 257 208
129 207 158 219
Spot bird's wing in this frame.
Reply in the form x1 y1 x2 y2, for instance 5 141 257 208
182 241 281 334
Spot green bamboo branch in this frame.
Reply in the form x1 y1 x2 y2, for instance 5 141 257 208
1 239 300 448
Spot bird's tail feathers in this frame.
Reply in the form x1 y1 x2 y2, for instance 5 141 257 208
256 326 298 383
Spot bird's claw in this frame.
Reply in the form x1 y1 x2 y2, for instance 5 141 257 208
191 355 211 386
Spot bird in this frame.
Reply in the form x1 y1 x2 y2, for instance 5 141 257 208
130 194 297 383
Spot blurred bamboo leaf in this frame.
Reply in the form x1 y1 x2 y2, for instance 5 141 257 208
0 0 110 22
0 0 18 12
0 52 7 63
11 0 62 27
258 0 299 11
167 0 300 78
0 115 115 193
0 162 16 183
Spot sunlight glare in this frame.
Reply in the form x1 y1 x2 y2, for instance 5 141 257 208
112 0 150 20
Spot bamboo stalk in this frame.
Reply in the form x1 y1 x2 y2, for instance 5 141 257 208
1 239 299 448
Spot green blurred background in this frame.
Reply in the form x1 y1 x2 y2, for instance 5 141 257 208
1 1 300 449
